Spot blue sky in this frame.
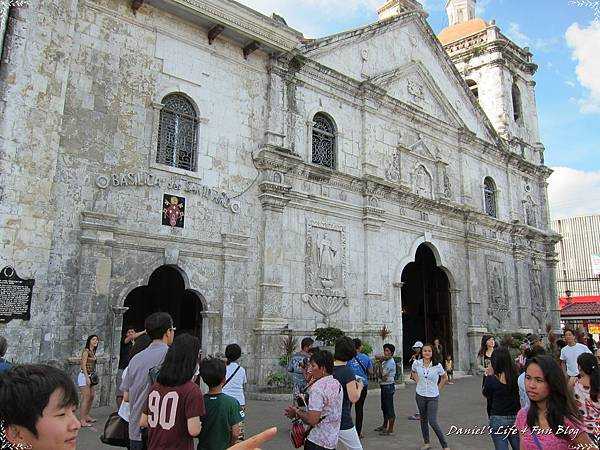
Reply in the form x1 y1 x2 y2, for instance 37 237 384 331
240 0 600 219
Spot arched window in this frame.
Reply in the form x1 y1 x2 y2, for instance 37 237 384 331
484 177 497 218
311 113 336 169
156 94 198 171
512 83 522 122
466 79 478 99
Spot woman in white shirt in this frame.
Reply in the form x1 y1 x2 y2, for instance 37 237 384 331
411 343 449 450
223 343 248 441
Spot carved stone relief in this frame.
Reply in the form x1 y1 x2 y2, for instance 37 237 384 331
530 263 545 323
486 259 509 331
385 148 401 183
524 196 537 228
413 164 433 199
303 220 348 323
407 79 425 103
443 172 452 198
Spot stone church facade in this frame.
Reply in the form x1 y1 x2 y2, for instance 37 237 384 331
0 0 559 404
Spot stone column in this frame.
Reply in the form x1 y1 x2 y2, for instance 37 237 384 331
393 282 404 358
73 211 117 406
465 226 487 374
220 233 250 348
264 60 286 148
362 198 386 329
457 134 474 204
200 310 221 355
547 256 561 332
108 305 128 403
254 178 291 384
448 288 467 371
435 159 448 199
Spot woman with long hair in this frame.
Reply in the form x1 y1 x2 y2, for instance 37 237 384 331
78 334 99 426
516 355 593 449
482 347 520 450
141 333 205 450
477 334 495 416
411 343 449 450
569 352 600 446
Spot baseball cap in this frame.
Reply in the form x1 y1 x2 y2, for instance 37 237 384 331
412 341 424 348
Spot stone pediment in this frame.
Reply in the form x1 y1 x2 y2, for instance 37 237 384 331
406 133 438 162
370 61 465 128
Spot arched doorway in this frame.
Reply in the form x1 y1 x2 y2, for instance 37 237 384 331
401 244 452 366
121 265 204 343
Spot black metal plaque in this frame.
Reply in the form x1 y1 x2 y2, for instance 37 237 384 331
0 266 34 323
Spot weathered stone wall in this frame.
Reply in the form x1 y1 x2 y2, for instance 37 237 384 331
0 0 558 403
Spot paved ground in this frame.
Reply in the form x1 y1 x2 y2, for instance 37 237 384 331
80 375 495 449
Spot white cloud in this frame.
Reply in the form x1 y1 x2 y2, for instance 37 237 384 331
565 20 600 114
237 0 380 35
505 22 559 52
548 166 600 219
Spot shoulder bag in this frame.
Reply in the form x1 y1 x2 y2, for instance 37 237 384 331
89 372 99 386
99 411 129 447
223 365 241 387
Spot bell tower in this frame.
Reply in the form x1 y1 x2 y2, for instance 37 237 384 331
446 0 476 26
438 0 543 160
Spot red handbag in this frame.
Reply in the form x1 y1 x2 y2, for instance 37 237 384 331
290 419 307 448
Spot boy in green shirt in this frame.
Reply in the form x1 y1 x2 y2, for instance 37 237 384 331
197 358 243 450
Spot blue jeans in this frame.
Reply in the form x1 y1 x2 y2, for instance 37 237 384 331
489 415 519 450
129 441 143 450
380 384 396 420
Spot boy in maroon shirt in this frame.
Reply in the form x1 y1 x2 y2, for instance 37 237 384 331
141 334 205 450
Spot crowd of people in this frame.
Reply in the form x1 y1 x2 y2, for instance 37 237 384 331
284 335 454 450
477 327 600 450
0 313 272 450
2 320 600 450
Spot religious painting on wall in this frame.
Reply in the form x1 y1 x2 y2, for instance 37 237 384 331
162 194 185 228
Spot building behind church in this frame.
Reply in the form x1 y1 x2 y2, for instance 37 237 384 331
0 0 560 404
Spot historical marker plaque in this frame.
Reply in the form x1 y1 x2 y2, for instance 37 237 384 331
0 266 34 323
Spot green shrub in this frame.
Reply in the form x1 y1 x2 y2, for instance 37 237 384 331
279 355 290 368
362 341 373 355
266 371 290 388
314 327 345 346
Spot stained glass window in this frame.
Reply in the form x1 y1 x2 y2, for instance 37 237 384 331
484 177 497 218
157 94 198 171
312 113 336 169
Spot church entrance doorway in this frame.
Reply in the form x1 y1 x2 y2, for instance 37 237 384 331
121 265 204 350
401 244 452 367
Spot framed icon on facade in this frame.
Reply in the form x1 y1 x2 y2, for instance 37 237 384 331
162 194 185 228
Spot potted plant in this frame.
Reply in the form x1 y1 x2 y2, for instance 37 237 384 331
379 325 392 341
278 334 297 368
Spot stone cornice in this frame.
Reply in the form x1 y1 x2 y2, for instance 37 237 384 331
147 0 302 52
256 147 554 243
299 12 415 56
443 27 537 75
